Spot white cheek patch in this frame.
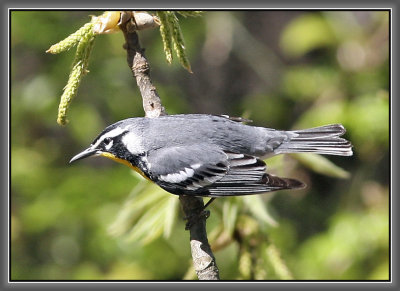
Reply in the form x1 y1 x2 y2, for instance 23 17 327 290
160 167 195 183
122 131 145 155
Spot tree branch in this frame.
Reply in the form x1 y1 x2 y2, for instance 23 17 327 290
119 17 220 280
121 22 166 118
179 196 220 280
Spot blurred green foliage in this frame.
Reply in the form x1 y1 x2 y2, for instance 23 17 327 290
11 10 389 280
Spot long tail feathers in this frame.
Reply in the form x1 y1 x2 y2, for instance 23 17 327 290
277 124 353 156
206 173 305 197
262 173 306 191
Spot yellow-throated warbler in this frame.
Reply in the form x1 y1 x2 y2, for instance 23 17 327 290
70 114 353 197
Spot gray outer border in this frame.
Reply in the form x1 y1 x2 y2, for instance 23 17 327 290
5 0 395 290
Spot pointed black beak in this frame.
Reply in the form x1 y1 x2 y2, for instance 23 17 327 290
69 147 99 163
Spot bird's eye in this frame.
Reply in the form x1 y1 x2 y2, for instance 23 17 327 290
103 137 114 150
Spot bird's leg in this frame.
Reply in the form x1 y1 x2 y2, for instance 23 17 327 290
203 197 216 210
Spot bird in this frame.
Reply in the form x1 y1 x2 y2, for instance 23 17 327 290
70 114 353 199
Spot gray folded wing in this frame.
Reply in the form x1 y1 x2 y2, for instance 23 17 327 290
147 144 304 197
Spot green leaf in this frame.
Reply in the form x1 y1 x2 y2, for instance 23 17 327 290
163 194 179 238
242 195 278 227
345 91 389 151
293 153 350 179
294 99 346 130
222 199 239 235
280 13 336 58
108 180 178 244
282 66 340 101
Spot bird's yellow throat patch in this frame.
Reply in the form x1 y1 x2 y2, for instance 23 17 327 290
100 152 150 180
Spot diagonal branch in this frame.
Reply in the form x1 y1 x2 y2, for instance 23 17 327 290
120 22 166 118
119 17 220 281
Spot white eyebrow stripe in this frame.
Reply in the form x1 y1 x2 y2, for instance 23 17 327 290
92 127 126 148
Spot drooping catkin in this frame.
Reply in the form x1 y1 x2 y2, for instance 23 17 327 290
57 29 96 125
46 22 94 54
176 11 203 18
157 11 173 64
168 12 192 73
265 243 293 280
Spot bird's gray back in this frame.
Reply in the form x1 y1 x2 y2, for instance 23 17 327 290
127 114 287 157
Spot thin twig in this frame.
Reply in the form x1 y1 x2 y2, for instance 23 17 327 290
119 16 220 280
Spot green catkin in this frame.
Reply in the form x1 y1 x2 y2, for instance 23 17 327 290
176 11 203 18
57 61 83 125
55 11 197 125
82 35 96 74
57 30 96 125
168 12 192 72
238 247 252 279
266 244 293 280
157 12 174 64
254 256 268 280
46 22 94 54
